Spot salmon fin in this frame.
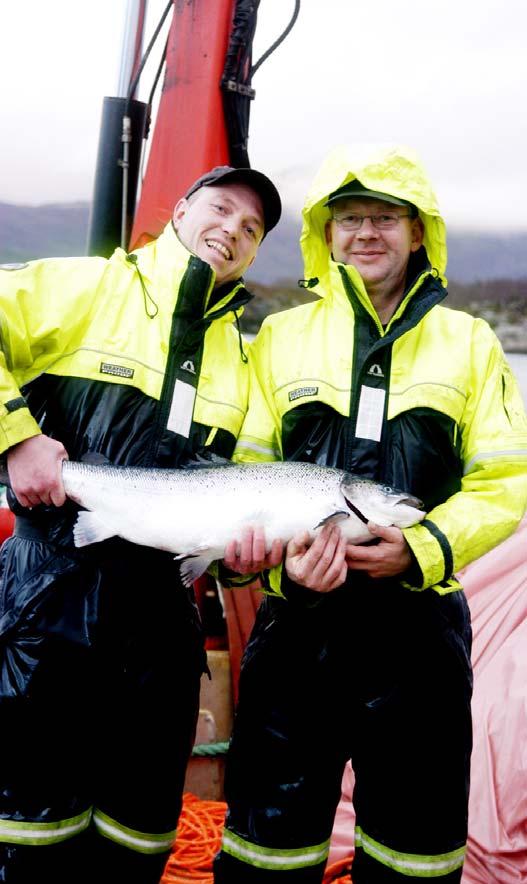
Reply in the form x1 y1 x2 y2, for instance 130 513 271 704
177 552 215 588
180 453 232 470
313 510 349 530
73 511 116 547
173 544 209 562
80 451 111 466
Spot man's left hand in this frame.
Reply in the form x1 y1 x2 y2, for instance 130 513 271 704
345 523 411 579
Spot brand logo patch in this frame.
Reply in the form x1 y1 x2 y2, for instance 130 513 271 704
100 362 135 379
288 386 319 402
180 359 196 374
367 363 384 378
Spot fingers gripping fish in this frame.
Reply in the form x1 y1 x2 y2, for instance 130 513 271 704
51 460 425 587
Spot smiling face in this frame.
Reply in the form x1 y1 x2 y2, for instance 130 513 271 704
172 183 264 287
325 197 424 300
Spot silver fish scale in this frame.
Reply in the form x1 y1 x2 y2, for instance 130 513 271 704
62 459 347 496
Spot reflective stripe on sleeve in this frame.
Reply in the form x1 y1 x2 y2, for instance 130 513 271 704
0 808 92 846
463 448 527 474
221 828 330 870
234 439 280 459
355 826 466 877
92 808 175 855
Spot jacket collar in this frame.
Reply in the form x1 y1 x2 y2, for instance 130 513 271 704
127 221 252 320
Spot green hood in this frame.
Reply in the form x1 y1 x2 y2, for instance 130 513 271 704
300 144 447 291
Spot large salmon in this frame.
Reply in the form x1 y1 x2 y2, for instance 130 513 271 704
53 460 426 586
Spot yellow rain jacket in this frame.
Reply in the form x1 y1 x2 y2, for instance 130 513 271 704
0 222 251 471
235 145 527 594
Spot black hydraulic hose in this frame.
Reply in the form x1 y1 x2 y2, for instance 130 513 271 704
146 33 169 125
120 0 173 248
127 0 173 104
140 32 169 182
251 0 301 76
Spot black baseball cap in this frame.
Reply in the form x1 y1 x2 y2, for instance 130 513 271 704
185 165 282 236
325 179 417 213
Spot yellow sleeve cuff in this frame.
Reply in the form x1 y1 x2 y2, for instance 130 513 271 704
0 408 41 455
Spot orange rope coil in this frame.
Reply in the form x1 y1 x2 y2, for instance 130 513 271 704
161 793 227 884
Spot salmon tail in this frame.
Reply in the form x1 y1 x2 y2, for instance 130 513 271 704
176 550 216 588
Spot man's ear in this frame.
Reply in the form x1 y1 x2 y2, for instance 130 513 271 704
325 219 333 249
172 198 188 230
410 216 425 253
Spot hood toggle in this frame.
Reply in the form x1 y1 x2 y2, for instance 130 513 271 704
298 277 319 289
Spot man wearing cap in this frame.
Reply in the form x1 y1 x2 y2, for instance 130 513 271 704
0 165 281 884
213 145 527 882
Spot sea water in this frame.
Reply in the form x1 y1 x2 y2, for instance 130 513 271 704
507 353 527 407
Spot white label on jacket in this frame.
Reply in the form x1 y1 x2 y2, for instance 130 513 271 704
289 386 319 402
167 380 196 438
355 385 385 442
100 362 135 379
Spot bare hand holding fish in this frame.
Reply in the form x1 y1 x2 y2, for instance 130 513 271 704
7 435 68 508
284 524 349 592
223 525 284 574
345 522 413 579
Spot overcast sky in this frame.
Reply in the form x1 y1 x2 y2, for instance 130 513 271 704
2 0 526 230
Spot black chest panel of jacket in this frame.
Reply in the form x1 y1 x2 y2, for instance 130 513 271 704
281 401 462 512
281 271 462 511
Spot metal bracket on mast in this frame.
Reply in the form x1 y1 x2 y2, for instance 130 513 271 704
221 78 256 99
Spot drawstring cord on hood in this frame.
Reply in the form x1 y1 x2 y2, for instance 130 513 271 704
233 310 248 363
126 251 249 362
126 253 159 318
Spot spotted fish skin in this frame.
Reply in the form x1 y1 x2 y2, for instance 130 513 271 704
59 460 425 587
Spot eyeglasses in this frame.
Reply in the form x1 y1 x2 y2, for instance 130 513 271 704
331 212 413 231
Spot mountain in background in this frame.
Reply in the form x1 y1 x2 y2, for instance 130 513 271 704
0 202 91 264
1 201 527 285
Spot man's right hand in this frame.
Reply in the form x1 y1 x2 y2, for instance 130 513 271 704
7 435 69 508
285 524 347 593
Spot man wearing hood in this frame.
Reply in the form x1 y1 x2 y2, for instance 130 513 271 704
0 165 281 884
214 146 527 883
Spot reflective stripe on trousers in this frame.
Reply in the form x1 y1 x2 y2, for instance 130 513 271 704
218 825 466 879
221 828 330 871
355 827 466 878
0 808 175 855
92 808 176 854
0 809 92 846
